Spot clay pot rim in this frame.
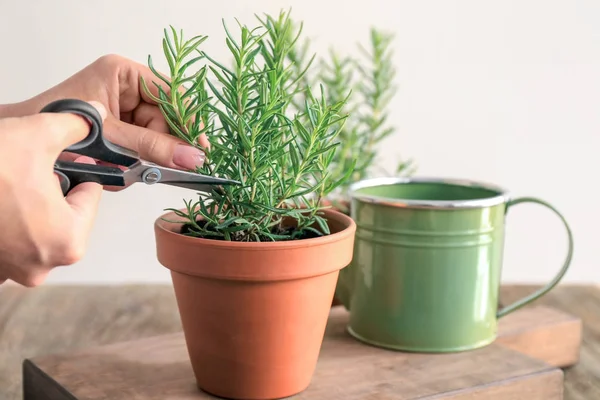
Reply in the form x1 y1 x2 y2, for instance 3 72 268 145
154 207 356 250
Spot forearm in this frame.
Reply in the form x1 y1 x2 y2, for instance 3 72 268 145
0 99 37 119
0 103 14 118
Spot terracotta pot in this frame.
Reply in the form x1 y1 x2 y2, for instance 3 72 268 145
320 198 351 308
154 208 356 400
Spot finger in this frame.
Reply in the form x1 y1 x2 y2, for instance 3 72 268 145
132 60 185 107
57 151 82 162
198 133 210 150
40 101 107 155
10 269 49 288
110 56 210 145
104 117 205 171
131 102 210 150
57 152 126 192
105 57 210 161
114 57 176 112
95 159 127 192
132 102 170 133
118 58 202 133
137 64 175 106
135 68 210 151
102 185 125 192
63 155 103 237
132 103 211 151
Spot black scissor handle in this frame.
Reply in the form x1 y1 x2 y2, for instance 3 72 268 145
54 170 71 195
41 99 139 195
54 160 126 195
41 98 102 152
40 99 138 166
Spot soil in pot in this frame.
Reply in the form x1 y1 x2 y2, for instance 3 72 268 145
180 220 322 241
154 208 356 400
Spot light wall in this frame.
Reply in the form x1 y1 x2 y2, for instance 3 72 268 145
0 0 597 284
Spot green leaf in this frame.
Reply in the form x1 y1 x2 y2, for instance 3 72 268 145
162 38 176 75
215 217 250 230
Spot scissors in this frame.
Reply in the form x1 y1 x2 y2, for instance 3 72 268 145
41 98 240 195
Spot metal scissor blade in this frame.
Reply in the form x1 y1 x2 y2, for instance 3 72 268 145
123 160 240 192
160 181 230 193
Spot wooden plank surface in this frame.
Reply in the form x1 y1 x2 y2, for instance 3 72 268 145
23 307 564 400
495 305 581 368
0 284 597 400
500 285 600 400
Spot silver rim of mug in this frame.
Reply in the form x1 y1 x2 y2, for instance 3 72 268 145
348 176 511 209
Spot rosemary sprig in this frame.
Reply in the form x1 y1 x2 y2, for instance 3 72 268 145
354 28 413 180
142 11 352 242
286 26 415 212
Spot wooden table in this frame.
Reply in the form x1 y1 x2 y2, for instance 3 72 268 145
0 284 598 400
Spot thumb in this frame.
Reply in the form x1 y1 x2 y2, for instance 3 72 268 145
42 101 108 156
63 155 103 238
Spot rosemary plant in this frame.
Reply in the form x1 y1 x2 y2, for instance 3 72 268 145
323 28 413 188
141 11 353 242
287 26 414 212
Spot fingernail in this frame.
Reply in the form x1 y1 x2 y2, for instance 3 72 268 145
87 101 107 120
73 155 97 165
173 144 205 170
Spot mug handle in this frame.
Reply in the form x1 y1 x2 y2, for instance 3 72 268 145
497 197 574 319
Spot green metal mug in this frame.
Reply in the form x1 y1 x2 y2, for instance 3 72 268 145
335 177 573 352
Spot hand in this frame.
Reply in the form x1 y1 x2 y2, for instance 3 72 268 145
1 54 208 177
0 102 106 287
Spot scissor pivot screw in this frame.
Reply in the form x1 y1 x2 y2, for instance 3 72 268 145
142 168 162 185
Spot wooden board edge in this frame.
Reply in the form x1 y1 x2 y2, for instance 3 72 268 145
21 305 580 400
497 306 582 338
438 367 564 400
496 315 583 368
26 332 185 366
21 360 565 400
23 359 78 400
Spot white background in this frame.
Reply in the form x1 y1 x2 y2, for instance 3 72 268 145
0 0 597 284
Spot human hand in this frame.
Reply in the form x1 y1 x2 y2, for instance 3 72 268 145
2 54 208 180
0 102 106 287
